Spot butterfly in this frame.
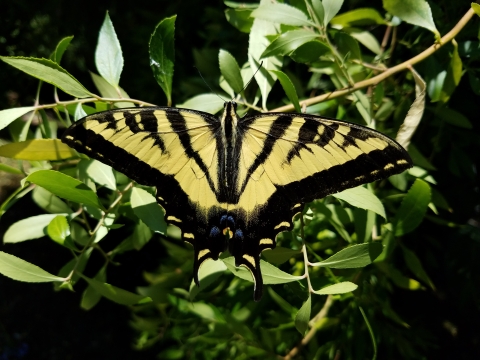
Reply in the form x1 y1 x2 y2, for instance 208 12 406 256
62 101 412 300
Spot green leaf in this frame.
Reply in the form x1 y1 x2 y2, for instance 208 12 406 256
25 170 103 210
333 186 386 219
225 8 254 33
0 56 93 98
311 0 325 26
131 220 153 250
248 0 282 109
0 251 66 282
177 93 225 114
251 3 314 26
81 266 106 310
90 72 134 108
401 245 435 290
311 243 383 268
189 259 228 300
314 281 357 295
47 215 75 249
394 179 431 236
79 159 116 191
440 41 463 103
51 36 74 64
224 1 258 8
396 68 426 149
95 12 123 87
330 8 386 27
78 273 152 306
0 106 35 131
323 0 344 25
222 257 303 284
130 187 167 234
347 29 381 55
0 163 22 174
219 49 244 94
270 70 301 112
289 40 330 63
295 295 311 335
4 214 62 243
376 262 422 290
149 15 176 105
261 30 319 59
0 139 77 160
383 0 439 38
32 186 72 214
335 31 362 60
262 246 301 265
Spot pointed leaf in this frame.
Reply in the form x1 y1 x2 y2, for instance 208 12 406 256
219 49 244 94
95 12 123 87
260 30 319 58
295 295 311 335
51 36 74 64
401 245 435 290
248 1 282 109
78 273 151 305
79 159 116 191
314 281 357 295
26 170 103 209
149 15 176 105
270 70 301 112
383 0 439 38
32 186 72 214
130 187 167 234
311 242 383 268
333 186 386 219
394 179 431 236
0 139 77 161
323 0 344 25
0 106 35 131
189 259 228 300
90 72 134 108
4 214 62 243
223 257 303 284
0 251 66 282
330 8 386 27
81 266 106 310
0 56 93 98
262 246 301 265
251 3 314 26
225 8 254 33
177 93 225 114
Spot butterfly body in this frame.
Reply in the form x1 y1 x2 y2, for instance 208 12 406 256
62 102 412 300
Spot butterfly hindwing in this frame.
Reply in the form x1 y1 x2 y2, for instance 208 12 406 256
62 103 412 301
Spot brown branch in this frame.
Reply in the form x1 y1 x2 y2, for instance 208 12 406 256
282 295 335 360
271 8 476 113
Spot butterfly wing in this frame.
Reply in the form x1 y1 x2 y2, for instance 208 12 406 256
226 113 412 298
62 107 229 283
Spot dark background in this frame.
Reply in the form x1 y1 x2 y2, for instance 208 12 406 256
1 0 480 359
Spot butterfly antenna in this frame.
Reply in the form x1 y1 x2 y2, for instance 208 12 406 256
239 61 263 97
194 66 226 102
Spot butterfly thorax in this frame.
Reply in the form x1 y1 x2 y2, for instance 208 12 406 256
219 102 240 199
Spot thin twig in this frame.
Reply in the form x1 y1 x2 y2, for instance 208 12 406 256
271 8 476 113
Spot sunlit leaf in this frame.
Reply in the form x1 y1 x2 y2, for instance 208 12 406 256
0 251 66 282
333 186 386 219
95 12 123 87
314 281 357 295
0 56 93 98
149 15 176 105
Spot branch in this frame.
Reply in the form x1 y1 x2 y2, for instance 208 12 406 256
283 295 335 360
271 8 476 113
